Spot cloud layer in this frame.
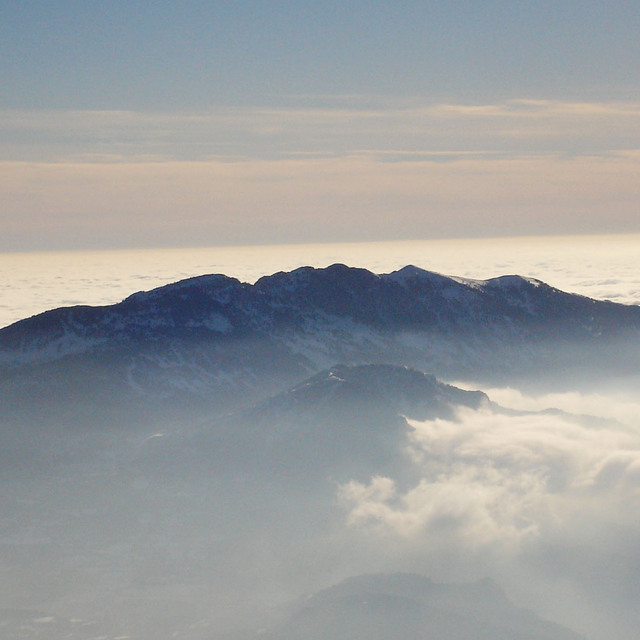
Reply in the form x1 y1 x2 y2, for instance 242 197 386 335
338 392 640 639
2 152 639 251
2 233 640 330
2 98 640 251
3 99 640 162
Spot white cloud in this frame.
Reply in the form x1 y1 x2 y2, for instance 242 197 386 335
337 398 640 639
340 407 640 540
471 387 640 427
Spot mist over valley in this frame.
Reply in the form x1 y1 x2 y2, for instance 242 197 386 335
1 265 640 639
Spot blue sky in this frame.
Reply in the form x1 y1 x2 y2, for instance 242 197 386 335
1 1 639 250
3 1 639 108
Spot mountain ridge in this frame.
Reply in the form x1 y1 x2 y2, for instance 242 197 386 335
2 264 640 430
3 264 637 356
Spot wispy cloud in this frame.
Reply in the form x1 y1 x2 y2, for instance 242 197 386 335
2 97 639 249
2 98 639 163
429 99 640 118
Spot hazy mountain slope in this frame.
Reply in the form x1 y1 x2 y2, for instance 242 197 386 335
258 573 585 640
136 363 488 484
0 362 616 640
0 366 501 640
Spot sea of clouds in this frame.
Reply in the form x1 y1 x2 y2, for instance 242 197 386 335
1 234 640 329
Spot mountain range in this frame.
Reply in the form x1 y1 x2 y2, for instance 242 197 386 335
2 264 639 432
1 264 638 639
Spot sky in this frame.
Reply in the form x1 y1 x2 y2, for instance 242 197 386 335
1 1 639 251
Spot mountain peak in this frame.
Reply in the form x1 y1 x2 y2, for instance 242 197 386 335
122 273 244 306
384 265 451 286
267 572 586 640
484 274 547 290
253 364 488 424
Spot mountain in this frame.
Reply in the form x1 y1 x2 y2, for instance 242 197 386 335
137 364 489 484
256 573 585 640
2 264 639 431
0 364 506 640
248 362 487 420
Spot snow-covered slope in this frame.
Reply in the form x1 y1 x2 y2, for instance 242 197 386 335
3 264 637 365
